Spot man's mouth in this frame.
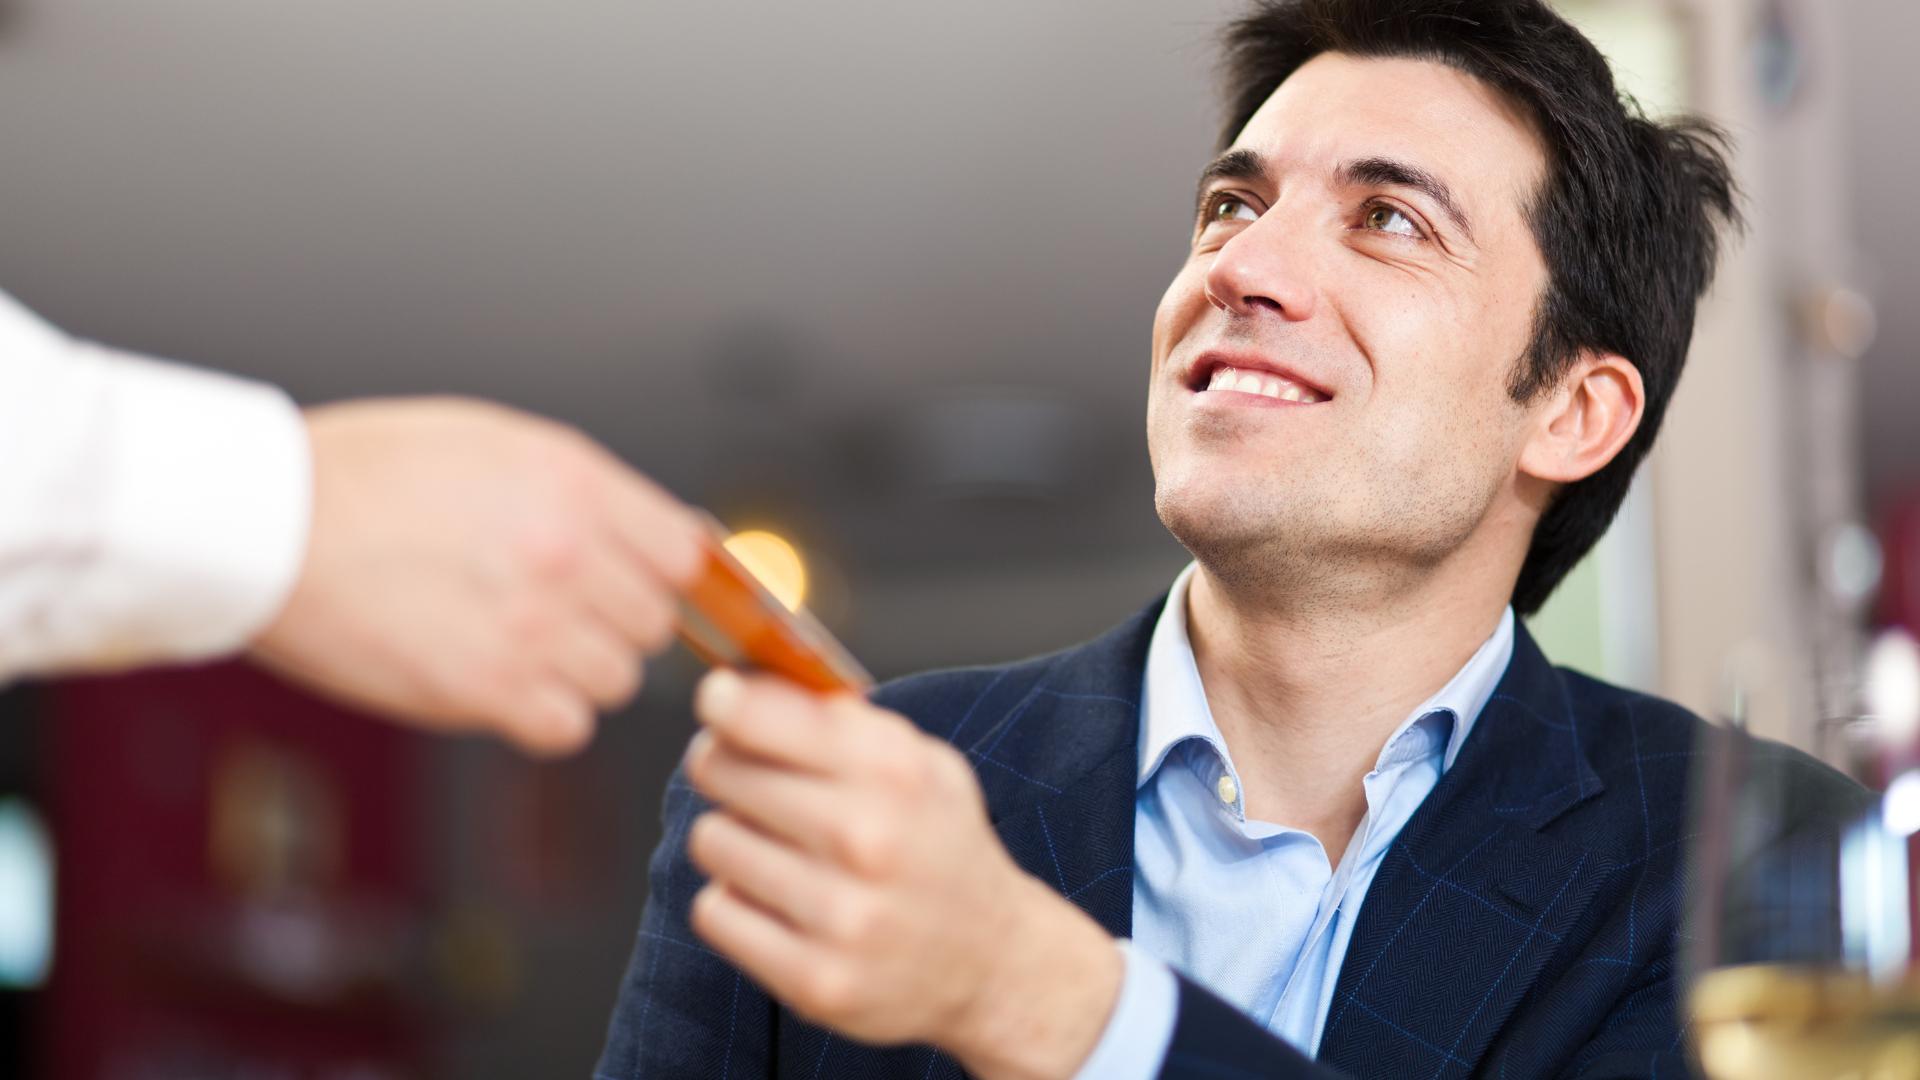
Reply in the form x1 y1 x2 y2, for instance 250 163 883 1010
1189 359 1331 405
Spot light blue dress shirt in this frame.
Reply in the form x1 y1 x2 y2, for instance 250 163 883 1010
1072 564 1515 1078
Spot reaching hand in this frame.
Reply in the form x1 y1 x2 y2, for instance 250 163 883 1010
248 397 704 756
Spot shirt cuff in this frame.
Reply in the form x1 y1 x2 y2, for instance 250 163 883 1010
67 341 312 668
1070 939 1178 1080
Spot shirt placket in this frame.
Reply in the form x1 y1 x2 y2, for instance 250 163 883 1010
1261 719 1439 1030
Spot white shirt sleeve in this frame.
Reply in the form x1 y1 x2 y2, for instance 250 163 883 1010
1069 940 1179 1080
0 289 312 680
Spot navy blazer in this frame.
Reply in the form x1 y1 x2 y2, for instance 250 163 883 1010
595 598 1865 1079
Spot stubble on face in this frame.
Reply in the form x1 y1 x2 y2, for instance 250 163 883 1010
1152 384 1520 611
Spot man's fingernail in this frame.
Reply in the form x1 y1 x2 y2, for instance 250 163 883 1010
697 668 744 721
684 729 713 774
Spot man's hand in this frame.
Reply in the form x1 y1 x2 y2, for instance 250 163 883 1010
248 397 704 756
683 670 1124 1080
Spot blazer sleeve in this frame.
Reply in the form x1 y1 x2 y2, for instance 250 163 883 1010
595 765 777 1080
1550 965 1689 1079
1159 975 1346 1079
1158 969 1690 1080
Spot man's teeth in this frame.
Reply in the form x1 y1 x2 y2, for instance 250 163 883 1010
1204 364 1325 403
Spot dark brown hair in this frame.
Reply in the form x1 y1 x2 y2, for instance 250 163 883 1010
1221 0 1742 614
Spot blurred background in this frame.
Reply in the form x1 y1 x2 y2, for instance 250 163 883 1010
0 0 1914 1076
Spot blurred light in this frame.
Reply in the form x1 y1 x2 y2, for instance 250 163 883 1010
0 798 53 988
724 529 809 612
1842 810 1912 984
1799 284 1879 361
1867 628 1920 748
1821 521 1884 606
1884 771 1920 837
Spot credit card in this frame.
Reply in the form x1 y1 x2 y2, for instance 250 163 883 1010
674 516 873 695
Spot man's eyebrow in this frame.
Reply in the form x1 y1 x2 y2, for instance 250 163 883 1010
1193 148 1268 214
1339 156 1475 241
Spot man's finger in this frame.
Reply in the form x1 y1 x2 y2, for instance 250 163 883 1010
579 539 679 654
688 811 854 937
597 465 705 591
684 732 850 857
550 615 642 708
696 670 891 776
689 882 834 1011
499 681 595 757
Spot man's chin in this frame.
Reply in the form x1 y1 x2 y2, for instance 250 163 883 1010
1153 479 1377 595
1155 482 1291 562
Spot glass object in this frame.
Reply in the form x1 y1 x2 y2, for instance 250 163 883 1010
1687 655 1920 1079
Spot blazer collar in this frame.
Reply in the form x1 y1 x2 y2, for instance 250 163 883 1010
1317 621 1610 1073
953 597 1162 822
964 598 1607 946
1469 619 1606 830
958 597 1163 939
1138 563 1518 793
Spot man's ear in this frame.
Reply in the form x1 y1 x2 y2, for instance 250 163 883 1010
1516 351 1645 485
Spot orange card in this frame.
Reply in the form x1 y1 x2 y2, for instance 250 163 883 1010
675 516 872 695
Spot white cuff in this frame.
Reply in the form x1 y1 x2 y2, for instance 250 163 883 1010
0 294 313 679
76 342 312 667
1069 939 1178 1080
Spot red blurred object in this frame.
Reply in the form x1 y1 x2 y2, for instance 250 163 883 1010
1880 489 1920 631
1875 490 1920 968
38 661 433 1080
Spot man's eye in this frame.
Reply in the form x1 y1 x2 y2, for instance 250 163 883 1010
1362 203 1421 237
1205 195 1259 225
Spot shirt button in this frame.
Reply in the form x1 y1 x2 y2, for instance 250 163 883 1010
1216 774 1238 805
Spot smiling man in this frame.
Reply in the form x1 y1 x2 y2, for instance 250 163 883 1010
595 2 1865 1078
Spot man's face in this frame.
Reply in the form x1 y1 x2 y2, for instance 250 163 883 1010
1147 52 1552 592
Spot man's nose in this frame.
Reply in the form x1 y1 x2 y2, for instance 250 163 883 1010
1203 213 1317 323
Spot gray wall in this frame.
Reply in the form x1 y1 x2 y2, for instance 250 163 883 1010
1840 0 1920 510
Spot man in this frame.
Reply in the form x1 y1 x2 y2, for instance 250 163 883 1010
596 1 1866 1076
1 288 703 756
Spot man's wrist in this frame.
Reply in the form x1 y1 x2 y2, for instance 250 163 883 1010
946 876 1126 1080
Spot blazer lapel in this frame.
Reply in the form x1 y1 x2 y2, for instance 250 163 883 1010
956 599 1163 939
1317 624 1609 1077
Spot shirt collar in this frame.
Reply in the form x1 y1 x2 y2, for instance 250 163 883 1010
1137 562 1515 790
